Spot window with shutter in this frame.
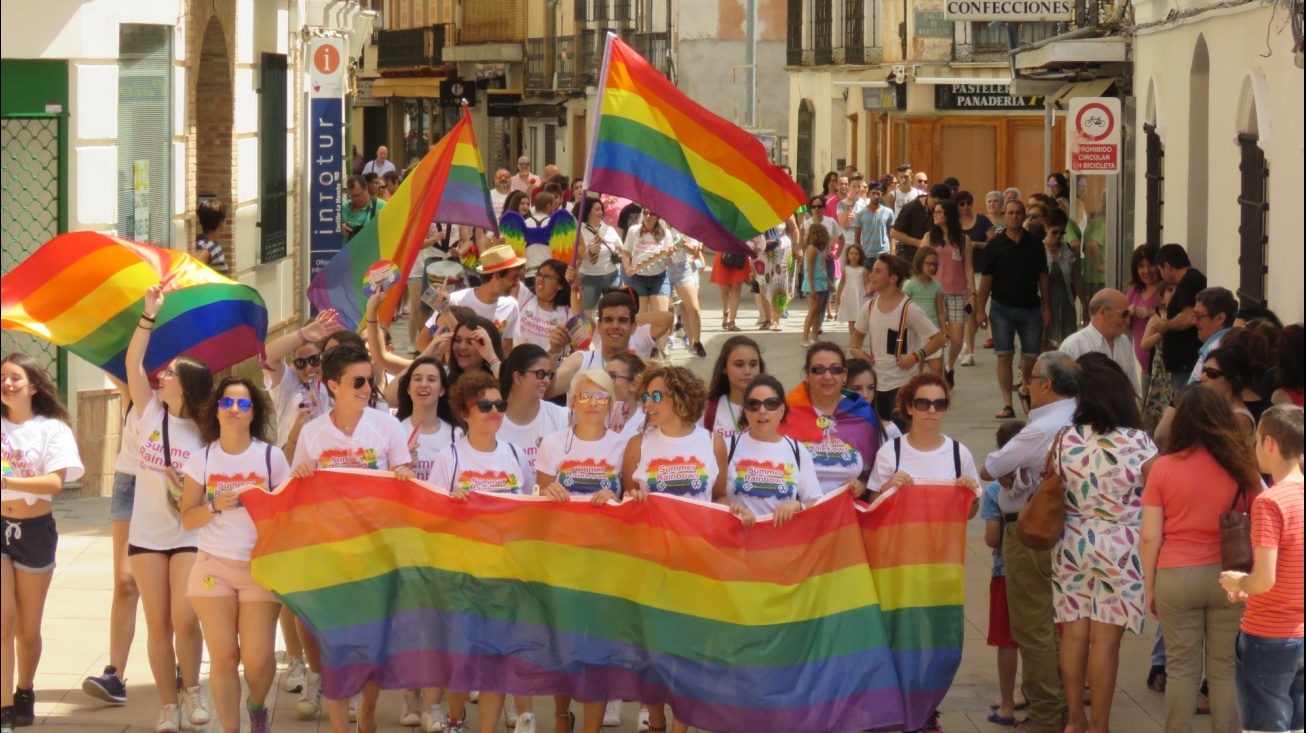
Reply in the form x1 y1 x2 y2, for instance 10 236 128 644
1236 133 1268 308
259 53 288 264
116 25 172 248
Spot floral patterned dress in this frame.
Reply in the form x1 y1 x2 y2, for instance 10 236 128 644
1051 426 1158 633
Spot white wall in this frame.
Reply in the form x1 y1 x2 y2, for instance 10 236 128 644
1132 2 1305 322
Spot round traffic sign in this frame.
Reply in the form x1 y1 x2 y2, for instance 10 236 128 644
1075 101 1115 142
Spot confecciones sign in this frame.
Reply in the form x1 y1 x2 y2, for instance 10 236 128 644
944 0 1073 20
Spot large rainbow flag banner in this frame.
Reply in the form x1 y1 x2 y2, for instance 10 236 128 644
1 232 267 381
244 471 972 733
308 106 496 330
586 35 806 256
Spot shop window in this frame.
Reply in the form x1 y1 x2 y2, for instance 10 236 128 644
545 124 557 167
116 25 172 247
1143 123 1164 246
1236 132 1268 308
259 53 288 264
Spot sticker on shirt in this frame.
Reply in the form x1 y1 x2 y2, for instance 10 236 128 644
557 458 620 494
732 459 797 500
804 436 860 467
644 456 710 497
317 447 379 469
458 470 520 494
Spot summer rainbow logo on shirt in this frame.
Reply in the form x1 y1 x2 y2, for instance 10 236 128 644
732 458 796 499
1 458 13 478
206 472 266 507
458 470 519 494
557 458 619 493
644 455 709 496
317 447 379 470
805 436 860 467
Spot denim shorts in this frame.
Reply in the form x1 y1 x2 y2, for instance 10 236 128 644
109 471 136 523
666 261 699 289
628 271 670 298
579 271 619 311
1236 630 1304 733
989 301 1043 356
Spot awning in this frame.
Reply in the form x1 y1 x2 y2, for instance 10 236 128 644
369 77 446 99
517 97 567 120
1048 77 1116 109
1014 36 1129 70
913 65 1011 85
833 68 893 88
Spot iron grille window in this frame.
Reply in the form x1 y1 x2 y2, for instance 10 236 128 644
377 27 430 68
813 0 833 64
594 0 609 21
578 30 598 85
796 100 815 195
432 24 447 65
258 53 288 264
1143 123 1164 246
842 0 866 64
787 0 803 65
575 0 588 23
545 124 557 167
954 21 1057 62
1236 132 1268 308
613 0 632 21
526 38 546 89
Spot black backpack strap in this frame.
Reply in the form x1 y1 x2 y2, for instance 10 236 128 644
787 437 801 468
893 437 902 472
952 438 962 479
451 444 460 487
265 443 273 486
726 434 740 466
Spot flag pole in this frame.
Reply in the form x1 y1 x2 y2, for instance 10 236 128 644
570 31 619 271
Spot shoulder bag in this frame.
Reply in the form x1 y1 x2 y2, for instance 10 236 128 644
1017 426 1070 551
1219 485 1254 572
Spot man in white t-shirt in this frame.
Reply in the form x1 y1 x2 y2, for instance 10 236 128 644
851 253 946 426
489 168 512 218
550 290 672 398
420 245 525 351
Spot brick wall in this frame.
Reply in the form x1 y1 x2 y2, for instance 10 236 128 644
193 12 236 270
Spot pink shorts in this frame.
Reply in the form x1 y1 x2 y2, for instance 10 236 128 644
187 550 278 603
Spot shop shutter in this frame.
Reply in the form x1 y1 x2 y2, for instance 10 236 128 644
116 25 172 248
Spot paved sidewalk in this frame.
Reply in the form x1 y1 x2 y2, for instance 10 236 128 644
30 284 1204 732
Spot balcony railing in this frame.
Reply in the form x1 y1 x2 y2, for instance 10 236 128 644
376 24 448 69
788 0 883 66
953 21 1058 62
526 38 547 90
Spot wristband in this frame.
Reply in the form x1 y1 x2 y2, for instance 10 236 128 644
207 499 222 515
297 328 307 345
488 357 502 369
141 312 158 323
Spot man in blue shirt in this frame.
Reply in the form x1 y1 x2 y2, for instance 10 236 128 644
1188 286 1238 384
852 181 894 266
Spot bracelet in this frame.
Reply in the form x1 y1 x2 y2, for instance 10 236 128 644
488 358 502 369
140 312 157 323
137 323 153 331
366 319 378 324
296 328 307 346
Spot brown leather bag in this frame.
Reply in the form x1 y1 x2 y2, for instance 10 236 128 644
1017 426 1070 552
1219 486 1254 572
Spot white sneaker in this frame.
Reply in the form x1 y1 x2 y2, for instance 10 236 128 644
603 700 623 726
637 707 651 732
179 685 210 726
154 704 181 733
401 689 423 726
505 695 519 726
515 712 536 733
349 694 360 722
468 691 479 704
959 352 976 367
421 704 449 733
283 656 306 693
296 671 322 719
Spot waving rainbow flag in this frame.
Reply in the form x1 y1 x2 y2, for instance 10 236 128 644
309 107 496 329
1 232 267 381
243 471 972 733
586 35 806 256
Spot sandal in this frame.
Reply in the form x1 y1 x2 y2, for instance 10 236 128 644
986 710 1016 727
995 406 1017 419
726 322 742 332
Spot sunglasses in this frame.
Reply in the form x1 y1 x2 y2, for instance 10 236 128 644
1202 367 1225 380
520 369 556 381
474 399 508 413
495 174 510 180
349 375 376 390
218 396 253 412
293 354 323 369
807 365 847 376
517 161 530 167
640 391 666 404
576 390 611 405
911 398 950 412
744 397 784 412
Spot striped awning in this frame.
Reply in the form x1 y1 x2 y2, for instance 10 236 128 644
912 65 1012 85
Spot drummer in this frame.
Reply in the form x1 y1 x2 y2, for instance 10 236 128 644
416 244 524 354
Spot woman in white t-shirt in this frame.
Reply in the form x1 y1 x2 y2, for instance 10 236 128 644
2 354 84 729
288 343 414 733
622 366 723 733
606 353 647 439
432 371 533 732
537 368 629 732
867 373 981 499
515 259 574 356
721 375 821 527
178 377 290 733
495 345 568 488
121 286 216 732
621 208 674 318
702 336 764 442
575 197 623 311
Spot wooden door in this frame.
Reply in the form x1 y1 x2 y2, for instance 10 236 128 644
938 121 998 197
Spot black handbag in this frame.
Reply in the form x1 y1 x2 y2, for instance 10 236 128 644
719 251 747 270
1219 485 1254 573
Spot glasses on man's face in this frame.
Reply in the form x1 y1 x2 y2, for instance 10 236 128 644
911 397 950 413
520 369 556 381
576 390 611 405
293 354 323 370
349 375 376 391
218 396 253 412
640 391 666 404
517 161 530 167
1193 311 1211 322
807 365 847 376
744 397 784 412
474 399 508 414
606 372 632 383
496 174 510 181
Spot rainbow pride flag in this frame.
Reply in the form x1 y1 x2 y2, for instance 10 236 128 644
498 209 579 266
243 471 973 733
1 232 267 381
308 107 496 329
586 36 806 256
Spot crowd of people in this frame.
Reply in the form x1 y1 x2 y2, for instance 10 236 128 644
2 147 1303 733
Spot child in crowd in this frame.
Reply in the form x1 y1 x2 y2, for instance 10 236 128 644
980 420 1027 727
902 246 945 377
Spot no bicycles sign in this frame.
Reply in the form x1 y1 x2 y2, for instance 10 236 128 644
1067 97 1121 174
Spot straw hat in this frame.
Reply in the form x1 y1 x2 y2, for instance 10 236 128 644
475 244 526 275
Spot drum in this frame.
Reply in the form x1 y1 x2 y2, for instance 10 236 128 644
423 260 465 312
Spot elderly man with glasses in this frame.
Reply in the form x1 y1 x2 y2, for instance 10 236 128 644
1060 288 1141 395
511 156 539 193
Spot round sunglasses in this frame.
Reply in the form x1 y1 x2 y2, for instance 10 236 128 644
640 391 666 404
218 396 253 412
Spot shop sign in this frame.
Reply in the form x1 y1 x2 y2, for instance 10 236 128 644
863 84 907 111
914 11 955 38
943 0 1072 21
487 91 523 117
935 84 1044 110
353 78 384 108
440 79 477 108
1067 96 1120 174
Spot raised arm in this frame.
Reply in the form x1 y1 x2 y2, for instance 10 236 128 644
124 285 163 412
365 293 415 375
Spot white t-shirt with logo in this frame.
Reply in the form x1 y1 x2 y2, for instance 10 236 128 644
632 426 719 502
725 432 821 517
182 440 291 560
429 437 533 494
291 409 411 472
708 395 743 442
497 402 569 480
129 397 204 551
516 292 571 352
534 428 630 497
426 288 522 340
265 362 332 448
1 416 84 505
399 417 455 483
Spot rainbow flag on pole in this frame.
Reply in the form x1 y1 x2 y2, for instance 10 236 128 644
1 232 267 381
585 35 806 255
308 106 496 329
243 471 972 733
